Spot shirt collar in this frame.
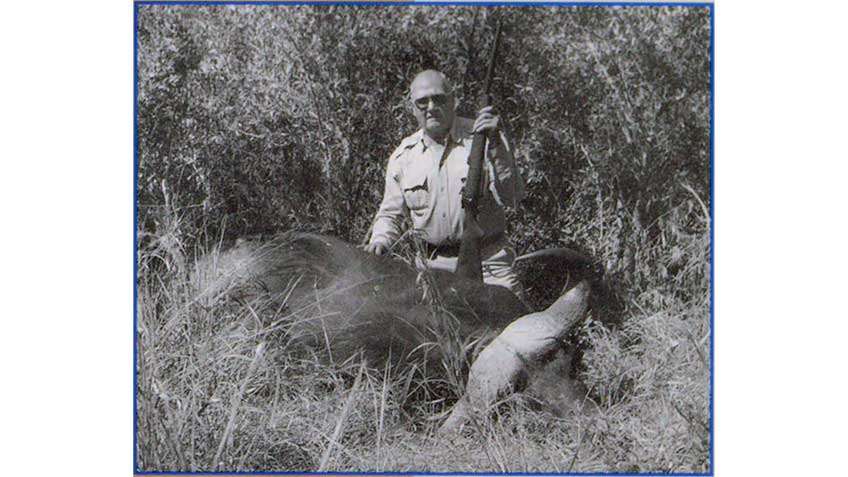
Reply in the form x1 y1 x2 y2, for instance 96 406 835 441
417 119 471 151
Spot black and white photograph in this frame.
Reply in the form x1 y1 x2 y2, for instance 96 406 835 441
134 1 712 473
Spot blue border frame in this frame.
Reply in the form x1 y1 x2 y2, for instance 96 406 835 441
708 3 715 475
133 1 715 475
135 473 712 476
134 1 712 6
134 0 141 473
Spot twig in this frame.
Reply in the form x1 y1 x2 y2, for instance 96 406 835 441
670 398 709 433
318 361 366 471
684 327 708 368
376 355 391 470
212 342 265 470
567 420 582 472
681 182 710 224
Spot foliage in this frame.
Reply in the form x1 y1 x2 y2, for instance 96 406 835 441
136 4 711 473
137 4 710 254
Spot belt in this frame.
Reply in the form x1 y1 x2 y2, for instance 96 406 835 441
423 233 504 258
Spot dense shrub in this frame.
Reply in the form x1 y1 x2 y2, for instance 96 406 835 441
137 5 710 266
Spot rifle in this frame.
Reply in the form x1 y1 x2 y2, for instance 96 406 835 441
455 20 503 282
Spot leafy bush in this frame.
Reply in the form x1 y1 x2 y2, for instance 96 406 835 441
137 4 709 255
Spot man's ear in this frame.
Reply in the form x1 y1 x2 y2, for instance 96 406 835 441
402 98 415 115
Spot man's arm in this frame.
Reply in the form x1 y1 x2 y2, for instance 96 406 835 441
471 106 524 209
367 151 407 255
486 129 525 209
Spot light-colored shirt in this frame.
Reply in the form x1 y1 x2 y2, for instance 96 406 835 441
369 116 525 247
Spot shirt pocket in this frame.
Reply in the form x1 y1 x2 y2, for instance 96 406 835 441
402 173 430 216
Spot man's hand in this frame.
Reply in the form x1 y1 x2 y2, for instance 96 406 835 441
472 105 500 135
364 241 390 256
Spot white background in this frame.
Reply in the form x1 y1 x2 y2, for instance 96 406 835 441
0 1 846 476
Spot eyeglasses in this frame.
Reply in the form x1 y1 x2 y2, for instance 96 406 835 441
413 94 449 111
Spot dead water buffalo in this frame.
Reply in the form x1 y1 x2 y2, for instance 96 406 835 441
192 232 596 431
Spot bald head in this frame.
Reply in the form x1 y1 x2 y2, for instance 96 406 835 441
409 70 453 101
409 70 456 140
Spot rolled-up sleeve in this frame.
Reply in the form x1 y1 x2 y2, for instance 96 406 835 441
486 130 525 209
369 151 407 246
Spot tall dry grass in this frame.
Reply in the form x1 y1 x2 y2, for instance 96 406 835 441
136 188 710 472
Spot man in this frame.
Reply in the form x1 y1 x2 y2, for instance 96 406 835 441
365 70 525 294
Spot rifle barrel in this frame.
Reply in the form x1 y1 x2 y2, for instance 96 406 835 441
483 20 502 97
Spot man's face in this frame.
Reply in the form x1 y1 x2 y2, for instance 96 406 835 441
409 72 455 138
